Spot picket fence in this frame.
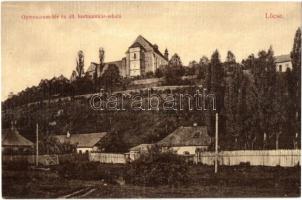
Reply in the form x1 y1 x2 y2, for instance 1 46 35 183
2 154 59 166
89 152 127 164
194 149 300 167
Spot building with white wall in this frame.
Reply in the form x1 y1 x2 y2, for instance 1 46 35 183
275 54 292 72
86 35 168 78
157 126 212 155
54 132 107 154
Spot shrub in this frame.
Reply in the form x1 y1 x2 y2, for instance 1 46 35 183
126 147 189 186
57 161 126 183
3 161 29 171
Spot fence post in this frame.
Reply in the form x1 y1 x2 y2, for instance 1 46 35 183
215 113 218 173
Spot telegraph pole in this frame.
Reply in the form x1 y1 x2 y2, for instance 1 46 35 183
36 123 39 166
215 113 218 174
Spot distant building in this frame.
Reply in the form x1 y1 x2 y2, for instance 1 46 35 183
157 126 212 155
275 54 292 72
54 132 107 154
86 35 168 78
2 126 34 154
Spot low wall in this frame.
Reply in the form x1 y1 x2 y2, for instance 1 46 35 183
194 149 300 167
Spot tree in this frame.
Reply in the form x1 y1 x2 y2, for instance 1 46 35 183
95 47 105 91
244 47 279 149
204 50 224 137
290 28 301 148
76 50 85 78
224 65 244 149
164 53 185 85
168 53 182 67
209 50 224 111
226 51 236 64
101 64 121 93
99 130 128 153
224 51 237 74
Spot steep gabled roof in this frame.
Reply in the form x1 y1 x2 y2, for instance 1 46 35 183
275 54 291 63
54 132 107 148
129 35 168 61
2 128 34 147
157 126 211 147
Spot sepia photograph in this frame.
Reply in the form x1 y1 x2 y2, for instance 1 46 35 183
1 1 301 198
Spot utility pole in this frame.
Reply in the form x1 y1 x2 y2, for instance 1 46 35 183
215 113 218 174
36 123 39 167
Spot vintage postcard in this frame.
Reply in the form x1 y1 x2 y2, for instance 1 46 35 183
1 1 301 198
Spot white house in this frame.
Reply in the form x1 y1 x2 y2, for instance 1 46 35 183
157 126 212 155
275 54 292 72
54 132 107 154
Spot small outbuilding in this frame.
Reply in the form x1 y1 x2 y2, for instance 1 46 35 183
2 127 34 154
157 126 212 155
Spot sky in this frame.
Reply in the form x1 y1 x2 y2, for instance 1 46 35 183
2 2 301 100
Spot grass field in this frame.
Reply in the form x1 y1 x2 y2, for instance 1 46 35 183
2 164 300 198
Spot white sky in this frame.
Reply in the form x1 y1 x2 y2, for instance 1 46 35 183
2 2 301 100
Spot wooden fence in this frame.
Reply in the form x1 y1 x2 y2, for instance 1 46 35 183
2 154 59 166
89 152 127 164
194 149 300 167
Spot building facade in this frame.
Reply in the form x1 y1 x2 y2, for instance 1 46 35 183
86 35 168 78
126 35 168 77
157 126 212 155
275 54 292 72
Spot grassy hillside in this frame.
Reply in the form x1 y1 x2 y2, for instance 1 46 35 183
2 86 209 150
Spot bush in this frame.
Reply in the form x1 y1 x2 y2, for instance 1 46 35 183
3 161 29 171
57 161 126 183
126 147 189 186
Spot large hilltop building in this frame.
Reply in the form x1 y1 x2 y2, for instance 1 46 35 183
86 35 168 78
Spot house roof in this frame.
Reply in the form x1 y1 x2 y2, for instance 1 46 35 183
275 54 291 63
2 128 34 147
129 42 146 50
86 60 123 73
157 126 211 147
129 143 153 152
128 35 168 61
54 132 107 148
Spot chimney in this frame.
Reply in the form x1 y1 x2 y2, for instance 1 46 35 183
66 131 71 138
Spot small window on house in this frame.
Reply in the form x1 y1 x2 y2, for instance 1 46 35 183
134 53 136 59
279 65 282 72
79 150 82 154
184 151 190 155
85 150 89 154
